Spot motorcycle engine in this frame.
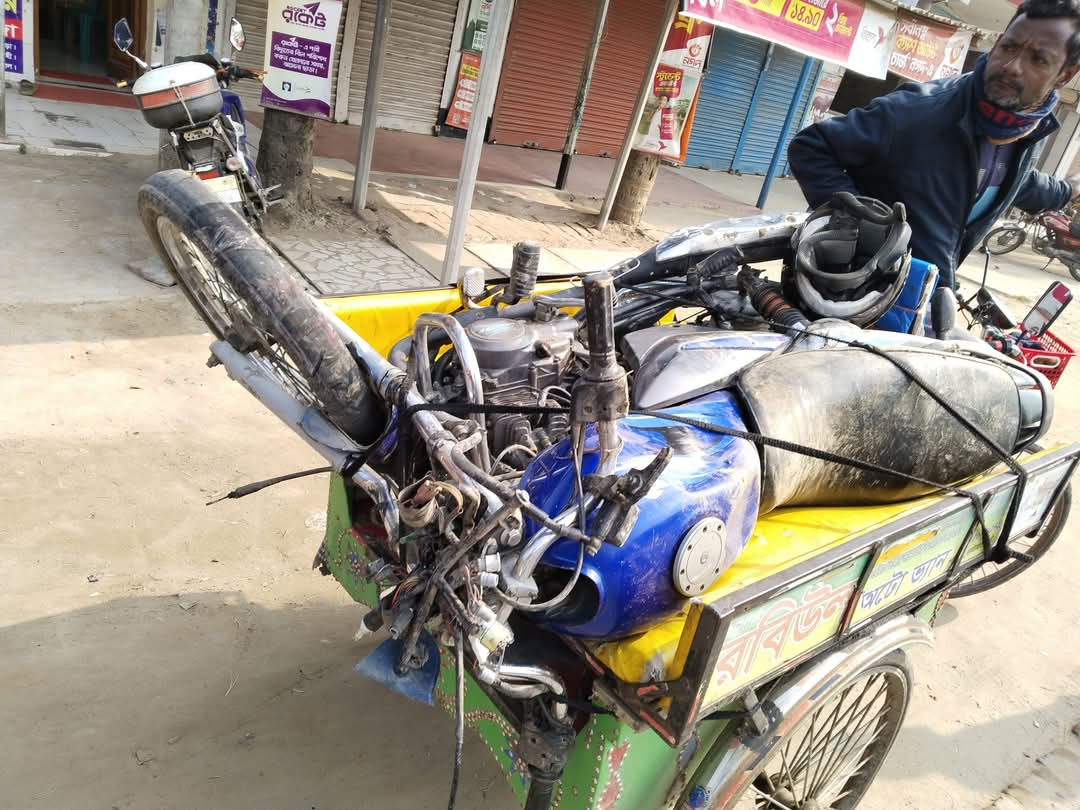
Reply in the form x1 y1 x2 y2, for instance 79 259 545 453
463 316 579 457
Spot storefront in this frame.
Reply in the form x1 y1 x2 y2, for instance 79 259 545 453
487 0 669 157
685 28 820 175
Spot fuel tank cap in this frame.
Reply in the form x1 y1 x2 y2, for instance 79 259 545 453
673 517 729 597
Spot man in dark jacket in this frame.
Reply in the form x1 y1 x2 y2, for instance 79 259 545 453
788 0 1080 288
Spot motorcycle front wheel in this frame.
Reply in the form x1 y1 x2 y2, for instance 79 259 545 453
982 226 1026 255
138 170 384 445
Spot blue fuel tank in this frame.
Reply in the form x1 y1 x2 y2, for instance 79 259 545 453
519 391 760 639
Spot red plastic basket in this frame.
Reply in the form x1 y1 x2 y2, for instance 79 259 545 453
1018 327 1075 388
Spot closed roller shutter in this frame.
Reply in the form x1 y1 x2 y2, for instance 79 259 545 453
685 28 768 172
577 0 667 157
346 0 457 133
232 0 350 115
489 0 591 150
686 29 819 176
491 0 664 157
232 0 271 110
735 48 819 175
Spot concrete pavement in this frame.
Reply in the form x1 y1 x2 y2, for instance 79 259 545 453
2 86 158 156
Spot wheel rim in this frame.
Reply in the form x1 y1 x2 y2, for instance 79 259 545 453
155 215 318 404
986 229 1022 254
732 666 908 810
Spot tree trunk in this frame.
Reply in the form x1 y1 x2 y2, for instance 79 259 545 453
256 108 316 222
610 151 661 227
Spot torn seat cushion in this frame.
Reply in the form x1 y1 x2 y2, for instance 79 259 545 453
736 347 1023 512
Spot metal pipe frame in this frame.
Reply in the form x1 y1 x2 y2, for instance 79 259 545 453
210 340 401 543
440 0 515 284
408 312 492 471
597 0 680 230
352 0 393 213
315 300 504 518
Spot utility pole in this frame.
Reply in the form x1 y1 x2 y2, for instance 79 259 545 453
1 6 8 140
598 0 679 229
556 0 609 190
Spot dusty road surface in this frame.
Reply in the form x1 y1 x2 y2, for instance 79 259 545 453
2 150 1079 810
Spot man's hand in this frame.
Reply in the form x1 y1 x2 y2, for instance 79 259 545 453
1067 173 1080 201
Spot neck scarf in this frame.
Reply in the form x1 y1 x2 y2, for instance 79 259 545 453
972 53 1059 144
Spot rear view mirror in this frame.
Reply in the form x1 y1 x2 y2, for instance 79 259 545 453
1022 281 1072 338
113 18 134 52
229 18 246 51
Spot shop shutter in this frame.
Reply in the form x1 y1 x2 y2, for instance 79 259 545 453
489 0 593 151
490 0 665 157
231 0 351 115
734 49 819 176
346 0 457 133
576 0 668 157
684 28 768 172
232 0 271 110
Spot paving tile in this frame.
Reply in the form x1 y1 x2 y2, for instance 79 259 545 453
466 242 579 278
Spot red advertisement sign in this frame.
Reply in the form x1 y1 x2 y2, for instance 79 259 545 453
889 11 971 83
682 0 896 78
447 51 482 129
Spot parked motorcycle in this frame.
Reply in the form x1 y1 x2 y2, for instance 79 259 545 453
982 205 1080 281
113 17 274 229
138 174 1079 810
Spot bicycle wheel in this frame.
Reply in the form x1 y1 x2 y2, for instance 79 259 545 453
948 481 1071 598
138 169 385 445
726 650 913 810
982 226 1026 255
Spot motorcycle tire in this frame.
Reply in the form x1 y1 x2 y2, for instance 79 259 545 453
138 169 384 445
1068 261 1080 282
948 445 1071 598
982 226 1026 255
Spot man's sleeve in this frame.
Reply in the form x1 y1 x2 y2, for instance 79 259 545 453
787 95 897 208
1013 169 1072 213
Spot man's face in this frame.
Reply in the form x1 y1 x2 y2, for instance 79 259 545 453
985 14 1080 110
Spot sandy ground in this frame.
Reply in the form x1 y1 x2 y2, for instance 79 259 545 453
1 151 1079 810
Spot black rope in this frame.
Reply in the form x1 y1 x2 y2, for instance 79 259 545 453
397 394 1022 563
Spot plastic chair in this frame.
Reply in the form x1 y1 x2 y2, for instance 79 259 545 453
63 0 106 65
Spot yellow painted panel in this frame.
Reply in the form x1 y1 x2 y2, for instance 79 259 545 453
323 282 575 358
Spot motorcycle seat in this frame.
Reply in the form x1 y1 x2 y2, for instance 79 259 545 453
1068 222 1080 238
734 344 1044 512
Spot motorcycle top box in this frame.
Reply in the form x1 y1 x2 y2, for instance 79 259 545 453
132 62 223 129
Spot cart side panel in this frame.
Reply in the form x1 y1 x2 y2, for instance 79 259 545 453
848 500 988 628
433 649 728 810
1009 458 1078 537
321 474 381 609
700 554 869 712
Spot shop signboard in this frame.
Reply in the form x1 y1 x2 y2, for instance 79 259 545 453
447 0 492 130
682 0 897 79
260 0 344 119
889 11 971 83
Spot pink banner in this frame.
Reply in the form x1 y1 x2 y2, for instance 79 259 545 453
682 0 896 78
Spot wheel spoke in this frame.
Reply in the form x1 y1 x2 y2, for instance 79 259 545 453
806 679 888 797
748 784 796 810
808 684 890 799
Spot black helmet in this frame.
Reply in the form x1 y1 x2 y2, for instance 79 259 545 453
785 192 912 326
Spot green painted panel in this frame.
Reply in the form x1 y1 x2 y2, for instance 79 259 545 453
322 474 380 609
